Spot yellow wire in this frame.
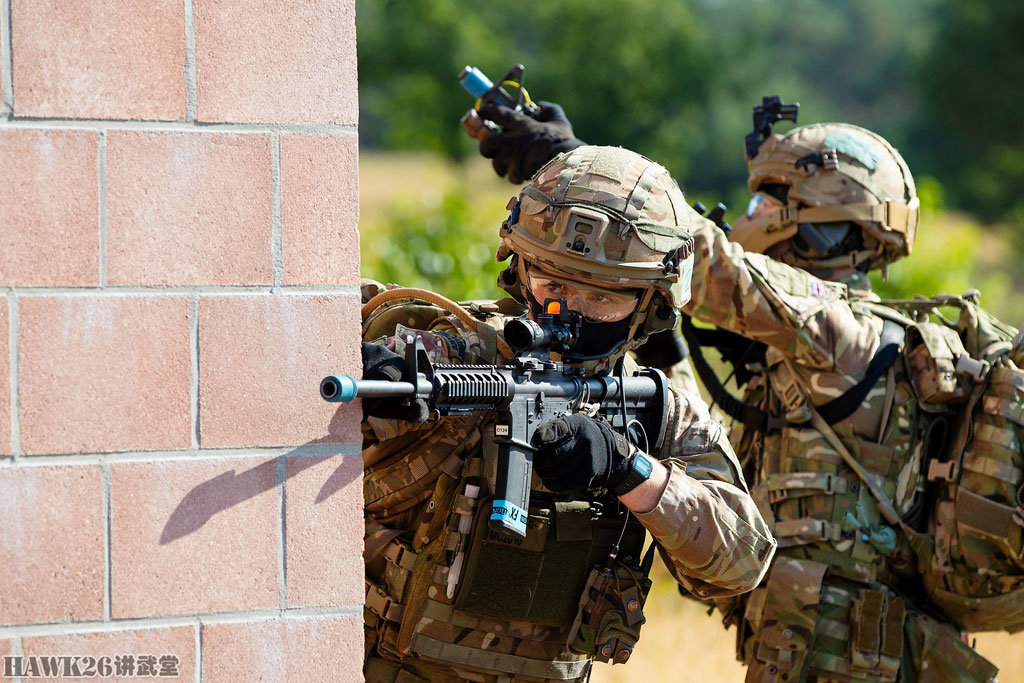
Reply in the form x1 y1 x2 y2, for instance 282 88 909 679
473 82 535 111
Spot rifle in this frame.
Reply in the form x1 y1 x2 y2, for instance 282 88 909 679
457 63 542 141
320 300 670 538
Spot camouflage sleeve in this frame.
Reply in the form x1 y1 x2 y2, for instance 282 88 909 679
684 216 879 372
636 386 776 598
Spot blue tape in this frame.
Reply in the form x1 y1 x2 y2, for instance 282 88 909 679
490 499 528 535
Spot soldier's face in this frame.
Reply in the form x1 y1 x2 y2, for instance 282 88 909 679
527 272 639 323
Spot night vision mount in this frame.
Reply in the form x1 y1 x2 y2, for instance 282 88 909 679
745 96 799 159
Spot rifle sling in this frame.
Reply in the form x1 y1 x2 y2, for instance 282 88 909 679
680 318 904 432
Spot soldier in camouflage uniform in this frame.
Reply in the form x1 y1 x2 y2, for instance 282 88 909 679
474 106 1002 680
360 146 775 682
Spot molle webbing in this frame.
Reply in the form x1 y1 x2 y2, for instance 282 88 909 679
409 634 590 680
773 518 843 546
849 589 904 677
765 472 850 503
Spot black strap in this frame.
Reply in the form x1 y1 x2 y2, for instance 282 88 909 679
680 317 787 433
816 319 904 424
680 317 904 432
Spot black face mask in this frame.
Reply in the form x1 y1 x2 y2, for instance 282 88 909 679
569 316 633 358
792 220 858 259
528 296 633 359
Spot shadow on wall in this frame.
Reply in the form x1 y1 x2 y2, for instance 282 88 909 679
159 410 360 545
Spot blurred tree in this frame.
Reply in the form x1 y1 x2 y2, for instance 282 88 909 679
682 0 938 200
358 0 940 203
362 187 506 300
913 0 1024 226
357 0 713 175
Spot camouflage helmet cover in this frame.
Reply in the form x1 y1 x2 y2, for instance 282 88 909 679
733 123 919 271
496 145 696 310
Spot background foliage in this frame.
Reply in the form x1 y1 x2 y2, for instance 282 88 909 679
358 0 1024 226
358 0 1024 326
356 2 1024 679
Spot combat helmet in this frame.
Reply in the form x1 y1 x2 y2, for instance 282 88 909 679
733 121 919 275
495 145 695 368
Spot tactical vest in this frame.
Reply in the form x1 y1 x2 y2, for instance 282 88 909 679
361 287 654 682
740 312 925 679
690 294 1010 680
685 286 1023 679
884 294 1024 634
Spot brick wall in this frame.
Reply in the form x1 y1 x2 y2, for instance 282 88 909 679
0 1 364 681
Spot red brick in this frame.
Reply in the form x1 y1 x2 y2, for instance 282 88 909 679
202 617 361 683
110 458 278 618
285 455 362 607
0 130 98 287
11 0 185 120
0 298 8 456
195 0 357 124
18 296 190 455
22 626 194 682
106 132 273 286
281 134 359 285
0 466 103 624
199 295 361 448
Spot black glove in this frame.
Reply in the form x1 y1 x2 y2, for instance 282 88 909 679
360 342 429 422
530 413 635 494
478 100 584 184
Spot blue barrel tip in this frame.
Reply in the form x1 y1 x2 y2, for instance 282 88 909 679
320 375 358 402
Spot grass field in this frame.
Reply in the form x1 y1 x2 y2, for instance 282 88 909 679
359 151 1024 680
589 558 1024 683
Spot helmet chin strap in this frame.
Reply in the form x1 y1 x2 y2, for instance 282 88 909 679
778 242 883 274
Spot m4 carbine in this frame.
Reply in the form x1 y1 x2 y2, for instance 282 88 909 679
320 301 670 538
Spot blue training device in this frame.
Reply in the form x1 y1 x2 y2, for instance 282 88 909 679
320 375 358 403
458 66 494 99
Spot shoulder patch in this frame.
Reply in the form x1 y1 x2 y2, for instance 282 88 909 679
824 130 881 171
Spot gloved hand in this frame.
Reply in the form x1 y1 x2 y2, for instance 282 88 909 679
530 413 635 494
361 342 429 422
478 100 584 184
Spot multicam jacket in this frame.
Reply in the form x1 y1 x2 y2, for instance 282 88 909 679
685 217 1000 682
361 301 775 683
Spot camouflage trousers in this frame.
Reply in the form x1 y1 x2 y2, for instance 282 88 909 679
725 563 998 683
